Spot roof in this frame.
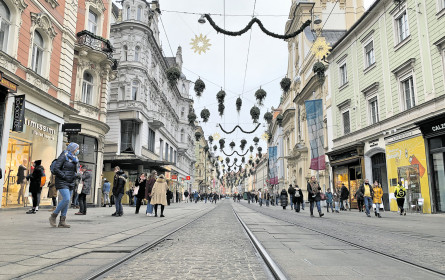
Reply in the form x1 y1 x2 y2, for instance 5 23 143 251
322 30 347 46
112 2 119 19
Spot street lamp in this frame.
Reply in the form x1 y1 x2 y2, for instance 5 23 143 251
198 15 206 24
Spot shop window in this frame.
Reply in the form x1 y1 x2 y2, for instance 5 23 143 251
342 110 350 135
364 40 375 69
148 128 155 152
0 0 11 52
135 46 140 62
368 96 379 124
121 120 138 153
82 71 94 105
137 6 142 21
123 45 128 61
131 80 139 100
31 31 44 75
88 10 98 34
394 9 409 45
401 76 415 110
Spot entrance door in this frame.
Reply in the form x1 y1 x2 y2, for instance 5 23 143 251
432 152 445 212
372 153 389 210
2 141 32 207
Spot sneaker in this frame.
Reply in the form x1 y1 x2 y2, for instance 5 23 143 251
111 212 117 216
403 212 406 216
146 213 150 217
160 214 165 217
367 214 371 217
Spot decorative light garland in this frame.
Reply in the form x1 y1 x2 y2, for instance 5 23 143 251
218 123 261 134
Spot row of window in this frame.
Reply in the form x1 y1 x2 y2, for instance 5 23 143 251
125 5 144 21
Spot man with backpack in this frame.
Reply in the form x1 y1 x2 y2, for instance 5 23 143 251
288 184 296 210
395 181 407 216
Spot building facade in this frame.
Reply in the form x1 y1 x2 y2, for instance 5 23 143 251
327 0 445 213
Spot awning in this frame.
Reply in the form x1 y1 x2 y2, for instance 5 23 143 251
104 155 174 171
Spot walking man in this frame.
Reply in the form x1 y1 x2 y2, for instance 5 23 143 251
395 181 407 215
359 179 374 217
307 176 324 217
288 184 296 210
340 184 350 211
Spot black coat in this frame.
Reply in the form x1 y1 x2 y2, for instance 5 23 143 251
292 188 304 203
53 152 79 190
28 165 44 193
112 170 127 195
135 178 146 199
358 183 374 198
280 189 288 206
340 185 350 200
307 182 321 202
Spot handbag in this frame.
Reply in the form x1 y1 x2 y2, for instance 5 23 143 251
77 182 83 194
320 193 327 201
133 186 139 196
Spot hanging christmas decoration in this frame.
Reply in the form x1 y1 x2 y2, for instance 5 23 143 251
236 97 242 113
255 159 260 164
218 103 225 117
249 146 254 153
221 149 249 157
204 14 311 40
194 78 206 97
229 141 236 150
225 157 230 164
261 132 269 141
219 139 225 150
250 105 260 123
241 157 245 163
213 133 221 141
208 135 214 144
216 90 226 103
313 61 326 80
213 145 217 151
218 123 261 134
258 152 262 158
276 114 284 126
257 147 262 153
219 156 223 162
166 67 181 86
188 111 197 125
240 139 247 150
311 36 330 60
234 158 238 163
190 34 212 54
263 112 273 124
200 108 210 123
195 131 202 141
255 88 267 106
204 145 209 152
253 137 260 145
280 77 291 93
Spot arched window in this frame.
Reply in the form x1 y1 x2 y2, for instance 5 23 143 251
126 6 130 20
88 10 98 34
31 31 44 75
137 6 142 21
82 72 93 105
180 129 184 142
123 45 128 61
131 80 138 100
0 0 11 52
135 46 140 61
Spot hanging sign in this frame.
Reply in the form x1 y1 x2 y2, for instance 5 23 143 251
12 95 26 132
171 174 178 180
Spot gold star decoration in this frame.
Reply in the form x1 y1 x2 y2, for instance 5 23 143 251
311 37 330 60
261 132 269 141
212 132 221 141
219 156 223 162
190 34 212 55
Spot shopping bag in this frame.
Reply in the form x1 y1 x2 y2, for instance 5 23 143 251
77 182 83 194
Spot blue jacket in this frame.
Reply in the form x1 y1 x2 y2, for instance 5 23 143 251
325 191 333 203
103 182 111 193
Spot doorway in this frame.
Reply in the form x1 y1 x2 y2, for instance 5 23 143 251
372 153 389 211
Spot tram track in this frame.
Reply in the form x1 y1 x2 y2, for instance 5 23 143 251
237 202 445 279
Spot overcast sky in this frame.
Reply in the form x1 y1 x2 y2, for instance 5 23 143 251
146 0 374 167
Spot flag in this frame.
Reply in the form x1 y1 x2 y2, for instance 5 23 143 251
305 99 325 170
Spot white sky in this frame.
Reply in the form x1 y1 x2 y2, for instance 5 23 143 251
122 0 375 168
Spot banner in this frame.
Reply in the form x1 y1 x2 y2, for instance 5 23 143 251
268 146 278 185
305 99 325 170
12 95 25 132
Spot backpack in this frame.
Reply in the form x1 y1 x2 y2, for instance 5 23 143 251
40 167 46 187
295 190 300 198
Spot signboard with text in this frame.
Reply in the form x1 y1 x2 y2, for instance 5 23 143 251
12 95 25 132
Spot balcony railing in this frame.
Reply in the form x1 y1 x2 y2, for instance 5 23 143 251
77 30 113 59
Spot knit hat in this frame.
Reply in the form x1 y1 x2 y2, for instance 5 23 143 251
34 160 42 166
66 142 79 153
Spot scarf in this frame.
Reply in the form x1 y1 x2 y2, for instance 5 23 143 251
65 150 79 163
309 181 319 194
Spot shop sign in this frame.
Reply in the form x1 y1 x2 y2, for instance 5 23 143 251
369 140 379 148
0 77 17 92
186 176 190 180
171 174 177 180
386 130 414 143
12 95 26 132
62 123 81 134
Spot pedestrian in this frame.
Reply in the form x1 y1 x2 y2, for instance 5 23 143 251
71 177 80 209
293 185 304 212
26 160 44 214
359 179 374 217
17 159 27 205
265 192 270 206
254 193 258 203
112 166 127 217
258 189 263 206
325 188 334 213
151 174 168 217
288 184 296 210
145 170 157 216
307 176 324 217
166 189 173 205
47 173 57 212
184 190 189 203
213 192 218 203
102 179 111 207
49 142 81 228
394 181 406 216
340 183 350 211
333 187 341 213
355 188 364 212
373 181 383 218
134 173 147 214
280 188 288 210
75 165 91 215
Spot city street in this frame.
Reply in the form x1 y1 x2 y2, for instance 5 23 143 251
1 200 444 279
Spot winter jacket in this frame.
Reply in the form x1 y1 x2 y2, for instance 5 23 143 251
280 189 288 206
103 182 111 193
307 181 321 202
112 170 127 195
358 183 374 198
81 170 92 195
325 191 333 203
47 174 57 198
355 189 364 201
145 177 157 199
288 186 296 196
340 185 350 200
16 165 27 184
28 165 44 193
373 186 383 204
52 151 79 190
135 178 146 199
150 177 168 205
292 188 304 203
184 191 189 197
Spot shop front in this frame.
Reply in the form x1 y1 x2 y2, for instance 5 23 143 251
327 144 365 209
385 129 431 213
417 114 445 213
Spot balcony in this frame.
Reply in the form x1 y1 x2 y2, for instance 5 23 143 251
76 30 114 62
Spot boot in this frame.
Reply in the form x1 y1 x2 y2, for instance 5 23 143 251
49 213 58 227
26 209 36 214
375 210 377 216
319 212 324 217
58 216 70 228
378 213 382 218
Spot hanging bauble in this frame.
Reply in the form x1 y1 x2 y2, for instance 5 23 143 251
258 152 262 158
166 67 181 87
213 145 217 151
208 135 214 144
280 77 291 93
263 111 273 124
194 78 206 97
255 159 260 165
241 157 245 163
218 103 225 116
248 159 253 165
204 145 209 152
195 131 202 141
249 145 254 152
253 137 260 145
255 88 267 106
276 114 284 126
236 97 242 113
219 139 225 150
200 108 210 123
240 139 247 150
188 111 197 125
257 147 262 153
250 105 260 123
229 141 236 150
226 157 230 164
313 61 326 80
216 90 226 103
234 158 238 162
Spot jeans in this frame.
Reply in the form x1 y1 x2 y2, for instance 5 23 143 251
114 193 124 214
375 203 381 214
364 196 372 215
290 195 294 209
133 197 137 206
326 202 333 212
259 198 262 206
265 199 269 206
103 192 110 205
146 197 153 214
78 193 87 214
31 192 41 208
295 201 301 212
309 200 321 215
54 189 72 217
72 191 79 206
342 199 349 210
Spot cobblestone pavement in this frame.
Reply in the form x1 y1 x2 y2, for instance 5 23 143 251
240 200 445 275
102 202 271 280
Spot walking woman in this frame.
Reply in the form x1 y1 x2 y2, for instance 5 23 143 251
307 176 324 217
373 181 383 218
75 165 91 215
145 171 157 216
112 166 127 217
26 160 44 214
150 174 168 217
280 188 288 210
49 143 80 228
134 173 147 214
